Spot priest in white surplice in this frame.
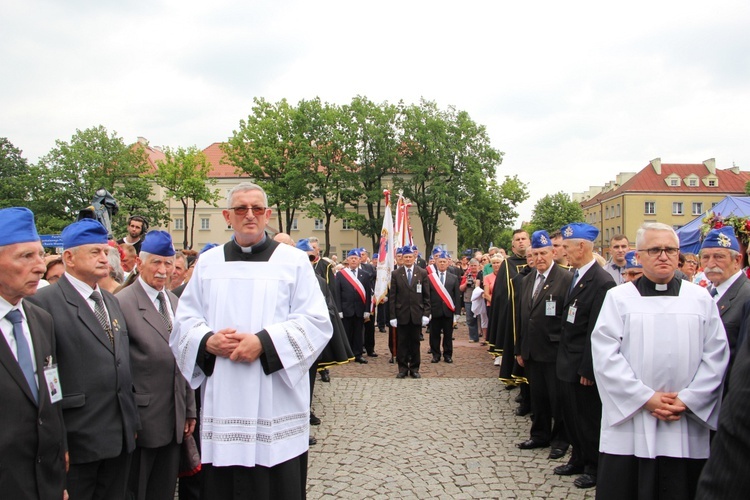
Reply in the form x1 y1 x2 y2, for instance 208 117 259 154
170 182 332 499
591 223 729 500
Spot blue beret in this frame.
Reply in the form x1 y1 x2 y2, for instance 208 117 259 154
624 251 642 269
401 245 414 255
359 247 368 253
0 207 40 246
62 219 108 249
396 247 403 255
200 243 218 255
437 250 450 259
372 252 379 259
462 249 472 257
560 223 599 242
140 231 175 257
531 230 552 249
296 238 314 252
347 248 361 258
701 227 740 252
432 247 442 255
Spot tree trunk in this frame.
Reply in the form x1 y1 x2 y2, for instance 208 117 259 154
181 199 189 249
190 201 197 249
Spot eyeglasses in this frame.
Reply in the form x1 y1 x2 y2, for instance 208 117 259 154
638 247 679 257
622 271 643 278
684 260 698 266
228 206 267 217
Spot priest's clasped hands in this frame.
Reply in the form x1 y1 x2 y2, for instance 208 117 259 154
206 328 264 363
644 391 687 422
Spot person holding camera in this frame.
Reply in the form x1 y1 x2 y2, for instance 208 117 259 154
460 258 483 342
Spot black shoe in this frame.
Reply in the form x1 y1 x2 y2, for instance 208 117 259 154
516 439 550 450
431 357 440 363
388 357 395 364
354 357 368 364
378 326 386 332
515 406 531 416
320 370 330 383
419 334 424 341
505 383 517 390
367 352 379 357
410 371 421 379
514 393 523 403
427 349 432 354
554 464 584 476
548 448 566 460
310 413 321 426
574 474 597 489
309 436 317 446
444 356 453 363
396 372 407 379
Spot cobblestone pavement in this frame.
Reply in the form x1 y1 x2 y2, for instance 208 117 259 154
307 325 596 499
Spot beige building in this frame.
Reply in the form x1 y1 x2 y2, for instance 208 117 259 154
140 140 458 259
577 158 750 256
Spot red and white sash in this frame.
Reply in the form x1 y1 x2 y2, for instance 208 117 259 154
341 268 367 304
427 264 436 275
428 271 455 312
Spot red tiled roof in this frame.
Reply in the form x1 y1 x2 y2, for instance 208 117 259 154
133 142 166 173
581 162 750 208
202 143 248 178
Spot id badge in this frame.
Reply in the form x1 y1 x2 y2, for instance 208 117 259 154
416 282 422 294
566 305 577 324
44 360 63 403
545 300 556 317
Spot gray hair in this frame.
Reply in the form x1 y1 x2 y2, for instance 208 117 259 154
226 182 268 209
469 258 480 265
108 247 124 284
635 222 678 250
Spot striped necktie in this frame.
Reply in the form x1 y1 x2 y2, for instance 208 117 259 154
90 291 114 347
6 309 38 404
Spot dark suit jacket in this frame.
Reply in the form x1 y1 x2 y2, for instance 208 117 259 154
428 271 460 319
695 311 750 498
389 266 431 324
556 263 616 383
335 268 373 318
116 281 196 449
0 300 66 500
28 275 140 464
717 273 750 373
517 264 573 363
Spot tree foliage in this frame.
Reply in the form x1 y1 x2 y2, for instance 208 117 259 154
529 191 584 233
34 126 168 235
0 138 36 209
153 146 220 249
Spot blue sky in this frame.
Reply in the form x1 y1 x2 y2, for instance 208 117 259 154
2 0 749 223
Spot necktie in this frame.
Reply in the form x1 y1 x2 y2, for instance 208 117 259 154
90 291 114 347
157 292 173 332
532 274 545 302
6 309 38 404
710 286 718 298
569 270 579 293
407 268 412 286
440 272 445 284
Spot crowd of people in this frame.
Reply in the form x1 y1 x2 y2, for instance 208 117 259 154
2 181 750 499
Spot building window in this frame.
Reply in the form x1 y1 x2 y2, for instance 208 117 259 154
708 179 716 187
341 249 350 261
290 218 298 231
617 226 621 234
314 219 324 230
605 228 610 240
174 218 184 230
688 178 697 187
342 219 352 230
200 217 210 230
692 202 703 215
616 204 621 217
670 178 679 186
712 202 718 208
672 202 683 215
645 202 656 215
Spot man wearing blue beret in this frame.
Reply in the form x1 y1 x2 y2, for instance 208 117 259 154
621 251 643 283
335 249 372 364
116 231 196 500
29 218 140 500
0 207 67 500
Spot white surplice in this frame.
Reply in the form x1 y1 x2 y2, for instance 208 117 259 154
170 242 332 468
591 280 729 459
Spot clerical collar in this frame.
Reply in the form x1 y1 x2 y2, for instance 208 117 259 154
233 233 269 254
225 233 278 262
635 275 681 297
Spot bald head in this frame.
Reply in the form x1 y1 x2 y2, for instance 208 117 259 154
273 233 295 247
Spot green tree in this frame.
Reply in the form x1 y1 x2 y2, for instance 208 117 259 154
0 138 36 208
338 96 402 250
395 99 503 253
154 146 220 249
224 98 314 233
529 191 584 232
456 175 529 250
34 126 167 235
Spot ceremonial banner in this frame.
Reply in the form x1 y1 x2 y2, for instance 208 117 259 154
374 190 395 305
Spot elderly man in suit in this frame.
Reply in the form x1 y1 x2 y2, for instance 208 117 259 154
554 223 616 489
335 248 372 364
700 226 750 383
389 246 431 379
515 230 573 460
30 218 140 500
0 207 67 500
117 231 196 500
427 251 460 363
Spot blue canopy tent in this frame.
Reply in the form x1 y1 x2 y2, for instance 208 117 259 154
676 196 750 254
